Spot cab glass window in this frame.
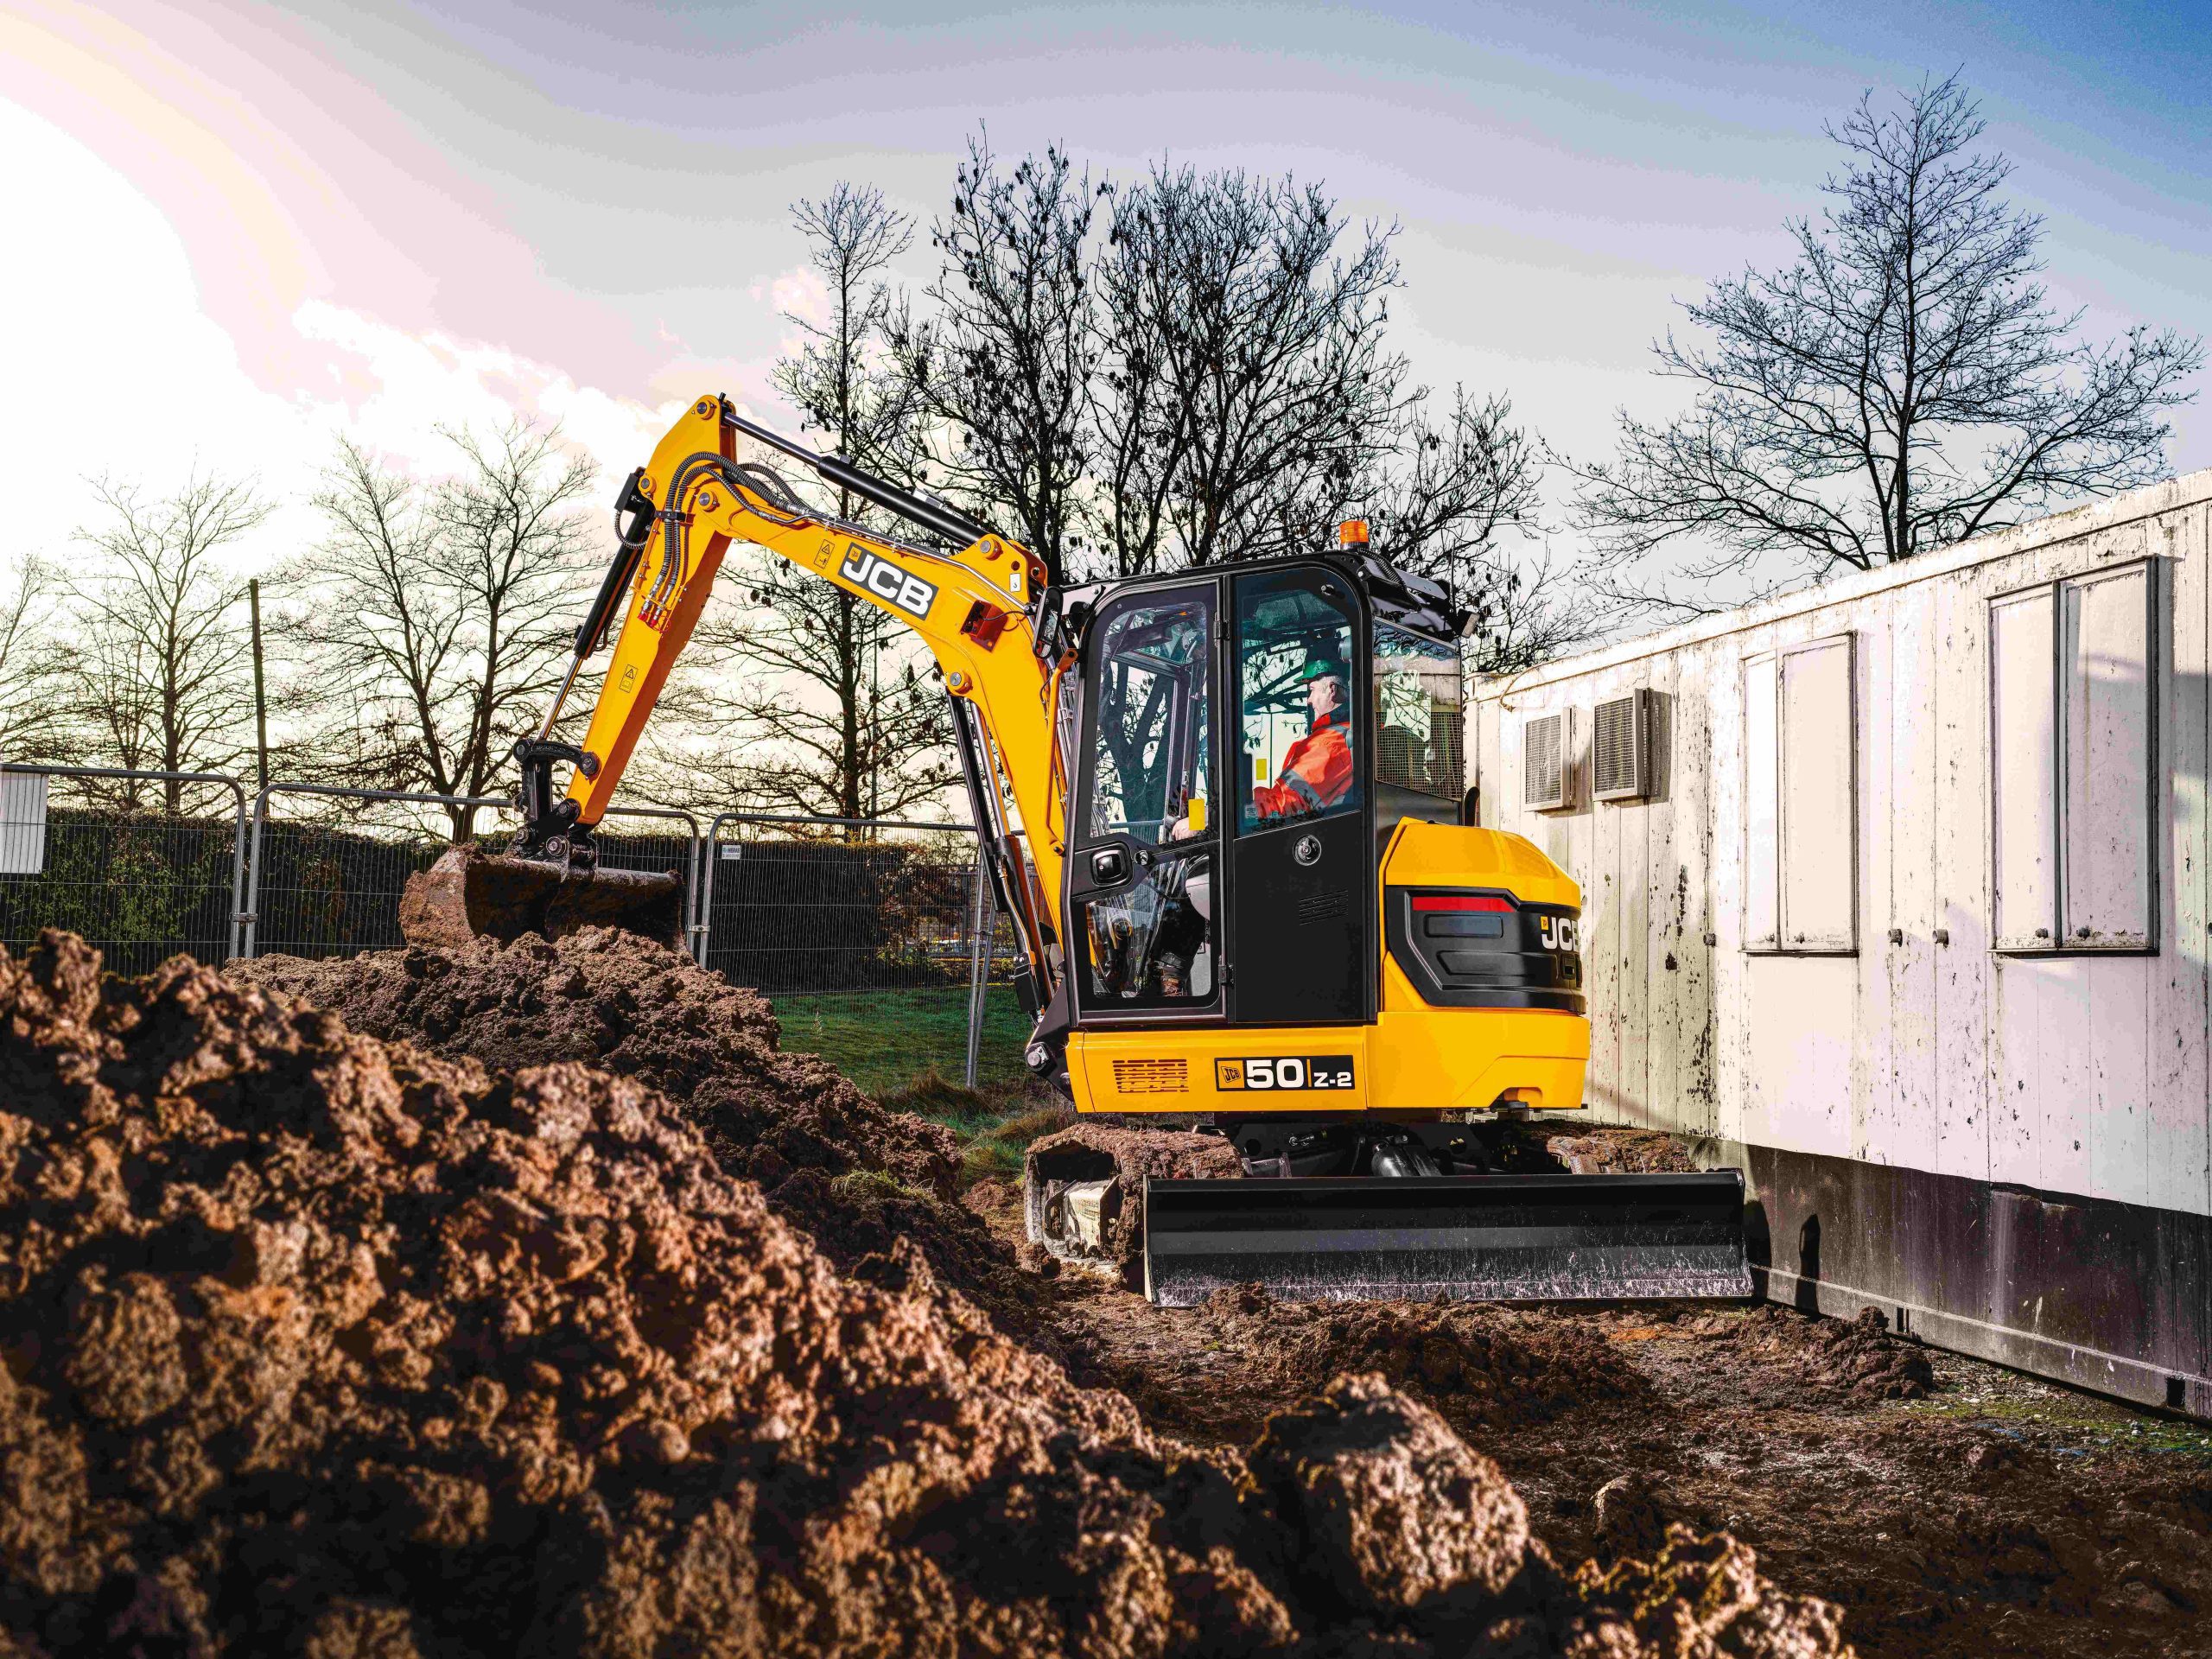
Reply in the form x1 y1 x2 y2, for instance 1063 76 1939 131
1235 570 1359 832
1084 590 1213 847
1374 623 1464 802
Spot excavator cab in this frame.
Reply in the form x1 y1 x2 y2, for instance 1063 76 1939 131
1030 541 1753 1306
1060 556 1416 1033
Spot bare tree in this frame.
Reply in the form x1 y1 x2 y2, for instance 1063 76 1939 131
0 557 73 765
59 474 270 811
1092 164 1405 575
1572 73 2202 619
286 424 597 837
893 136 1099 582
696 183 959 830
1466 545 1615 676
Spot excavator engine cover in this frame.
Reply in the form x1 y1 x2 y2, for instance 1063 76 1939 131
399 844 686 950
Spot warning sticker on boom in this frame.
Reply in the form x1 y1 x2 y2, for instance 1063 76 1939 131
1215 1056 1355 1091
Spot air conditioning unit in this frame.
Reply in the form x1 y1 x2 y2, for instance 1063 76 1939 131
1592 689 1654 802
1522 709 1572 811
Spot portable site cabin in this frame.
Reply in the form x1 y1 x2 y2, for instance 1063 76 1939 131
1471 469 2212 1414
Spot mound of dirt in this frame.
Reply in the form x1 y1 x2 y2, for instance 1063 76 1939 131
1542 1127 1703 1175
229 931 1046 1334
0 933 1847 1657
232 928 955 1193
1194 1285 1652 1436
1689 1305 1936 1403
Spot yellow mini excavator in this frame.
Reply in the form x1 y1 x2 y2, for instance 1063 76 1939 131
404 392 1750 1306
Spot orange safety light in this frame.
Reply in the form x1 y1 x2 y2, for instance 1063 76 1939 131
1337 518 1370 547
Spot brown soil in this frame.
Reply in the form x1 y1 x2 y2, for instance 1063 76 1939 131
230 931 1053 1343
1541 1126 1704 1175
0 931 1843 1657
988 1165 2212 1659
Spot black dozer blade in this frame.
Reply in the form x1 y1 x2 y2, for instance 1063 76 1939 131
399 844 687 951
1142 1170 1753 1306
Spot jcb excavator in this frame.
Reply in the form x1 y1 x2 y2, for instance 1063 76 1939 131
404 392 1750 1306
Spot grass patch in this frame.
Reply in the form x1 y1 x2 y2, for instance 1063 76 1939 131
772 985 1031 1097
1914 1382 2212 1460
960 1106 1078 1185
769 985 1058 1188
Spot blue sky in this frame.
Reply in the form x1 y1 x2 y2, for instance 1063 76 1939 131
3 0 2205 556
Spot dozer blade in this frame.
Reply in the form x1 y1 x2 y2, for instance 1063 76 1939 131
398 844 686 950
1142 1170 1752 1307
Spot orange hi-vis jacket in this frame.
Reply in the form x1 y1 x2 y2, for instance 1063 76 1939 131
1252 712 1353 818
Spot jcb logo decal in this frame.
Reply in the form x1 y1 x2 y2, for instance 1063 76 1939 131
1539 915 1578 951
1217 1056 1355 1091
839 546 937 619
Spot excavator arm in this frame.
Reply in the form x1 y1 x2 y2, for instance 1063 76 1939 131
403 394 1069 1007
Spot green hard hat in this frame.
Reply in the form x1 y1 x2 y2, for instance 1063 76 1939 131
1301 658 1349 685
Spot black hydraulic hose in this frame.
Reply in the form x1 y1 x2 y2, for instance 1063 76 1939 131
721 407 997 550
574 468 656 656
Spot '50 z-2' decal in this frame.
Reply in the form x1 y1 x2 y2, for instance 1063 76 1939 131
839 546 938 619
1216 1056 1356 1090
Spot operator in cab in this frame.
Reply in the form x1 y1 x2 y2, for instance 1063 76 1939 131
1253 657 1353 820
1170 652 1354 844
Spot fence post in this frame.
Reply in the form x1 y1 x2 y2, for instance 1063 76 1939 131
963 833 993 1090
696 811 741 971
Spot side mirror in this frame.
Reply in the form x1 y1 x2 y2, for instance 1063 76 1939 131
1032 586 1065 662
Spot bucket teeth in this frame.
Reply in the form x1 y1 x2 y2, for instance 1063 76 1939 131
1141 1171 1754 1307
399 845 686 950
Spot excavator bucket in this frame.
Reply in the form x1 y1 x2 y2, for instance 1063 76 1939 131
1141 1170 1753 1307
398 844 687 951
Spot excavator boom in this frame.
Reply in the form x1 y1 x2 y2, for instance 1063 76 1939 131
401 393 1064 990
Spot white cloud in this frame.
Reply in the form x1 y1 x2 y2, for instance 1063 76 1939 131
0 97 680 575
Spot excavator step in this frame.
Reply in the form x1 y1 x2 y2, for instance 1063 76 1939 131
1141 1169 1753 1306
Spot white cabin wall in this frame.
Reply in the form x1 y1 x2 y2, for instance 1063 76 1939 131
1471 476 2212 1217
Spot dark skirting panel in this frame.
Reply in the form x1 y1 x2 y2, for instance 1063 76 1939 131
1731 1141 2212 1417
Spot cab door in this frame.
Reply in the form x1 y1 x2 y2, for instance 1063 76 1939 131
1225 564 1370 1025
1066 582 1224 1022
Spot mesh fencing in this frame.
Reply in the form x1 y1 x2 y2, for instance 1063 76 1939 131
245 789 699 961
0 769 1025 1089
0 770 244 976
699 818 1014 996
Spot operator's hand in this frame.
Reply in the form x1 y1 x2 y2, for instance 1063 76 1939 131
1166 815 1195 842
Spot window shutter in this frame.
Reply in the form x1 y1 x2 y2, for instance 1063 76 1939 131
2060 565 2152 946
1991 588 2058 949
1743 657 1780 950
1778 637 1855 950
1522 711 1570 810
1592 690 1653 801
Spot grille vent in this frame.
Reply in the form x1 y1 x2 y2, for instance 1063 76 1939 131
1296 893 1346 923
1592 689 1654 802
1111 1058 1189 1095
1522 710 1571 811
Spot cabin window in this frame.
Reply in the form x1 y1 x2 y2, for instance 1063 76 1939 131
1991 563 2156 952
1743 633 1856 953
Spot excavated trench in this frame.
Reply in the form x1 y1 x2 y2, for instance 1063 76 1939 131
0 927 2202 1656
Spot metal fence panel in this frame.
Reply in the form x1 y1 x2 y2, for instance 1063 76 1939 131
0 766 246 973
244 785 702 961
699 812 1019 996
0 772 1014 1092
